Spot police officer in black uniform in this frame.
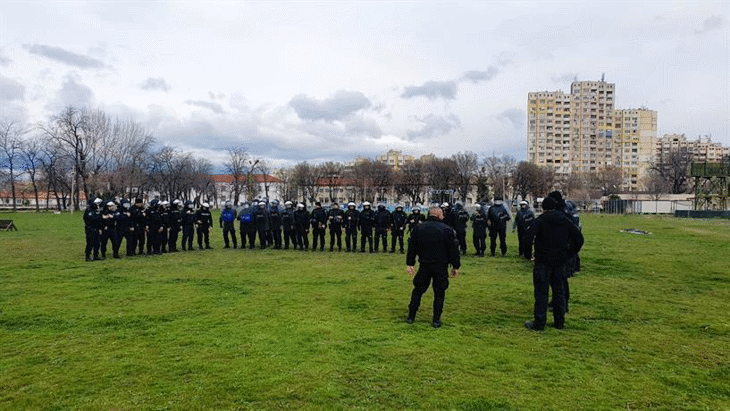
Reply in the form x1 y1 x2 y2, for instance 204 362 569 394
294 203 310 250
281 201 297 250
196 202 213 249
145 199 164 255
159 201 170 253
168 199 183 252
181 201 196 251
358 202 376 253
83 197 103 261
524 196 584 331
253 201 269 249
470 204 488 257
344 202 359 252
453 201 469 255
513 200 536 260
405 205 461 328
310 202 328 251
327 202 345 251
374 203 391 253
487 196 511 256
131 198 146 255
390 205 408 253
269 200 283 249
100 201 118 259
115 200 134 257
407 205 425 232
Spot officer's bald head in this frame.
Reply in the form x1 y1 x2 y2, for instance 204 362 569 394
429 206 443 220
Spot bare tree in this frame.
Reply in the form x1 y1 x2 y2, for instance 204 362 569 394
257 159 273 199
225 146 249 204
274 167 297 201
395 160 426 205
321 161 343 203
108 119 154 199
482 154 515 199
650 148 693 194
452 151 478 202
530 166 556 199
0 120 27 210
293 161 323 204
588 165 623 197
20 136 45 211
511 161 536 202
369 161 393 202
349 159 376 202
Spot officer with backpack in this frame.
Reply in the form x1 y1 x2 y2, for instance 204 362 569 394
220 201 238 248
471 204 488 257
487 195 511 256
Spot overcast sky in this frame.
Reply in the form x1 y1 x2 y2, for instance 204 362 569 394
1 1 728 169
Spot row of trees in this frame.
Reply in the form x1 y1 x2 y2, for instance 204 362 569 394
0 107 231 211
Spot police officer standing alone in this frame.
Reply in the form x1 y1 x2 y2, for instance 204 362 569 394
524 196 583 331
220 201 238 248
405 205 460 328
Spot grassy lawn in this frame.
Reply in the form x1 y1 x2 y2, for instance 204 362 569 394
0 211 728 410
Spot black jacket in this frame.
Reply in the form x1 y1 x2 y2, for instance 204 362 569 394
471 210 488 234
281 208 296 231
358 208 376 230
83 207 102 229
294 209 310 230
195 208 213 228
311 207 328 230
532 210 584 267
269 207 282 230
374 208 391 229
344 208 360 230
391 210 408 230
406 217 461 269
328 208 345 230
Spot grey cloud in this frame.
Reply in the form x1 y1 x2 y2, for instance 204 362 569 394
495 108 526 128
0 75 25 102
45 77 95 111
401 81 458 100
695 15 724 34
461 66 500 84
23 44 106 69
0 54 10 66
551 73 579 85
289 90 372 122
140 77 171 92
185 100 225 114
209 91 226 100
406 114 462 139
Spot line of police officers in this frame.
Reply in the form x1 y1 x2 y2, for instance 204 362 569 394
83 196 548 262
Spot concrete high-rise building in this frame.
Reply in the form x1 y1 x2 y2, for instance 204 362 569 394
528 78 658 191
614 108 658 190
657 134 730 163
376 150 415 172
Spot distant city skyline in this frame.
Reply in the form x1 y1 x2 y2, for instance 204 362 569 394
1 1 728 168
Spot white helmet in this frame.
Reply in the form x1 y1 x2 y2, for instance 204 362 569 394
225 201 232 207
363 201 371 207
106 201 115 207
297 203 304 209
285 201 293 206
348 202 356 207
441 202 449 208
94 198 103 204
202 202 210 208
258 201 266 207
161 200 169 206
173 199 182 205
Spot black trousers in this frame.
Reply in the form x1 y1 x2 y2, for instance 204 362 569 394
182 225 194 250
456 229 467 253
135 228 145 254
408 262 450 322
147 226 163 254
116 230 133 256
257 229 268 249
197 226 210 248
101 228 117 257
345 227 357 251
329 228 342 251
360 228 373 252
374 228 388 251
533 262 566 328
312 227 325 250
517 227 533 259
295 229 309 249
283 230 295 249
489 227 507 256
168 227 180 251
271 229 282 248
161 228 168 252
390 229 404 252
473 232 486 255
85 227 101 259
222 223 237 248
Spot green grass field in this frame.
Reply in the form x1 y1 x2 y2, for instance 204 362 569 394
1 212 728 410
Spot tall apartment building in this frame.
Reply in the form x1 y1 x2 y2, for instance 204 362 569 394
614 108 658 190
528 79 657 191
657 134 730 163
376 150 415 172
